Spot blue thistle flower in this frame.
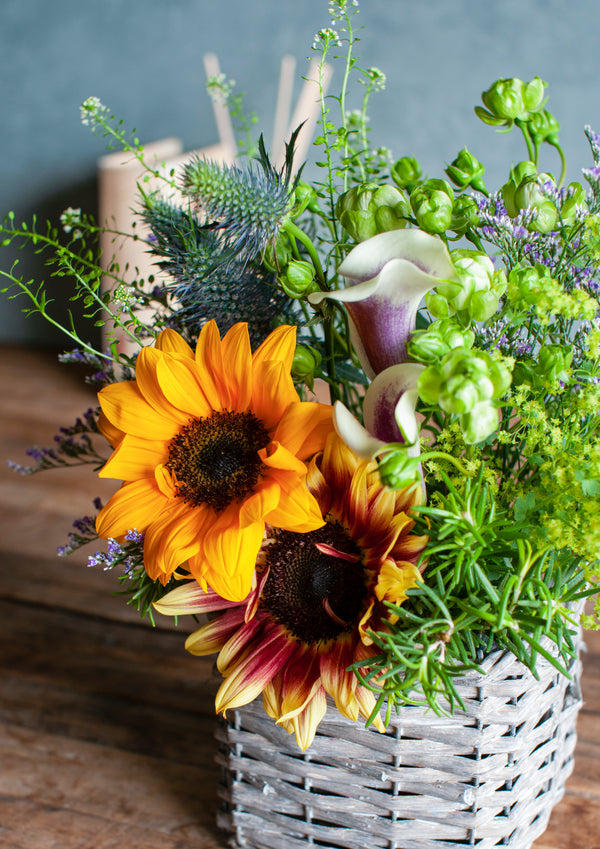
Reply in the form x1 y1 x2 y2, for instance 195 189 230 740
140 193 296 347
181 134 296 262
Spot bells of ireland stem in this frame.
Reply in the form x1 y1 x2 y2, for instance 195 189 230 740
333 363 424 461
335 183 410 242
407 318 475 365
529 109 561 147
450 194 481 237
445 149 487 193
278 259 319 299
410 179 454 234
514 173 559 233
378 449 422 490
308 229 457 379
391 155 422 191
292 344 321 390
561 182 588 225
475 76 545 128
426 249 506 322
418 347 512 443
501 161 538 218
537 344 573 385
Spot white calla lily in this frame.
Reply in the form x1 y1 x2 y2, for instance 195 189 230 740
309 229 456 378
333 363 424 460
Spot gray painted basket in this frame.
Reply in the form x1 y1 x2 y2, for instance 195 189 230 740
215 637 583 849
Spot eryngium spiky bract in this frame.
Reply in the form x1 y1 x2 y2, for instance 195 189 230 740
140 195 295 347
181 154 292 262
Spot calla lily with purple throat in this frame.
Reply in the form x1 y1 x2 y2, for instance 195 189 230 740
309 229 456 379
333 363 424 461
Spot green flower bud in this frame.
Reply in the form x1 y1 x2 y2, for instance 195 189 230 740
507 263 553 306
418 347 512 415
470 288 502 322
278 260 318 299
445 148 486 193
500 161 537 217
450 194 481 236
407 318 476 364
476 76 545 127
391 155 422 189
425 290 454 319
430 249 505 322
537 344 572 384
528 109 560 147
336 183 409 242
443 374 483 414
561 182 588 225
292 180 321 216
514 173 558 233
410 179 454 234
460 401 499 444
378 450 421 489
292 344 322 387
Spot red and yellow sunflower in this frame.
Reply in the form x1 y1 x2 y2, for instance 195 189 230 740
155 432 428 750
95 321 333 601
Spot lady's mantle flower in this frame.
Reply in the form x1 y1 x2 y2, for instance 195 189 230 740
95 321 334 601
309 229 456 378
155 433 427 750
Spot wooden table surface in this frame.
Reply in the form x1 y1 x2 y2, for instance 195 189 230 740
1 346 599 849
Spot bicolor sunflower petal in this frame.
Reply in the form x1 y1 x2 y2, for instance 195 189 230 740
97 321 333 601
155 431 428 749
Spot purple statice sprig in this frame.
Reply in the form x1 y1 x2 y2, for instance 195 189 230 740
57 497 104 555
88 529 177 625
58 347 135 386
8 407 107 475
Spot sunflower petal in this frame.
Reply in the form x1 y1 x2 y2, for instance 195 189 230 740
320 639 359 721
153 580 241 616
221 322 253 411
135 346 191 425
97 410 125 449
98 433 167 481
252 324 296 372
156 353 212 417
99 381 181 441
251 360 298 431
185 607 247 656
195 319 231 409
155 328 194 357
238 479 281 529
202 516 265 601
143 501 206 580
96 479 167 539
263 479 324 532
278 649 322 722
274 401 334 460
215 628 296 713
217 615 264 675
288 687 328 751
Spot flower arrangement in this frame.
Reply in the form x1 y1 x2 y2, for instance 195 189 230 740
3 0 600 753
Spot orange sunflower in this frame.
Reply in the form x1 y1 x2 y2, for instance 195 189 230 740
95 321 333 601
154 432 428 750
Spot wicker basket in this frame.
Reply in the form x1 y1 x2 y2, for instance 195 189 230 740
215 637 583 849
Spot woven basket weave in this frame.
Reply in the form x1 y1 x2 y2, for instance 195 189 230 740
215 637 583 849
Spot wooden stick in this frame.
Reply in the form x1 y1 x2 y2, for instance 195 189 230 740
271 55 296 165
276 60 333 175
203 53 237 162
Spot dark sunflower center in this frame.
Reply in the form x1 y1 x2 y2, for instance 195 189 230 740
260 523 367 644
166 410 270 511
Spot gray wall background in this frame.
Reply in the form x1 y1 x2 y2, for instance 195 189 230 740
2 0 599 348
